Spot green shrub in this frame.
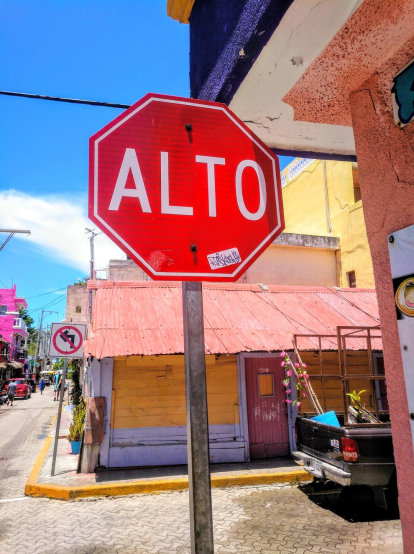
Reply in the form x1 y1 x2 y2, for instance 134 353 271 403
68 397 86 442
69 362 82 406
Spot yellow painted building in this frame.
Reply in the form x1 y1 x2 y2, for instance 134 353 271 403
281 158 375 289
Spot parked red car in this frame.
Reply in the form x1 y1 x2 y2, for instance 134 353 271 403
2 378 32 400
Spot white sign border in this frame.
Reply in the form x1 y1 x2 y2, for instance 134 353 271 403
48 322 87 359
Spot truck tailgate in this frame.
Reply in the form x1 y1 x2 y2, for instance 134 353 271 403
297 417 344 469
295 416 394 486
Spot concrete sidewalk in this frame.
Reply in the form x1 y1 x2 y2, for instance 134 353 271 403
25 407 310 500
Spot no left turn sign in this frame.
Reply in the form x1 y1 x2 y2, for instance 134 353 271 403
49 323 87 358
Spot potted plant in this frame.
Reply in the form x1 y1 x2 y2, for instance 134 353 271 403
68 397 86 454
346 389 377 423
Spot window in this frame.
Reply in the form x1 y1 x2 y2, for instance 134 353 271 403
258 374 274 397
352 165 362 203
0 305 7 315
347 270 357 288
75 306 82 314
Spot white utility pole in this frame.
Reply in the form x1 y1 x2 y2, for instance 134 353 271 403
85 228 100 322
33 310 58 375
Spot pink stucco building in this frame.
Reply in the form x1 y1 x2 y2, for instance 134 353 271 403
0 286 29 377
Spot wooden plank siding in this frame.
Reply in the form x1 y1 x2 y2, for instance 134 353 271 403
297 350 383 414
112 354 239 429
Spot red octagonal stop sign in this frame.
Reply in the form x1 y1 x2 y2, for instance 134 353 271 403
89 93 284 281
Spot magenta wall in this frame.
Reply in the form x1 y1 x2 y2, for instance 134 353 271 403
0 285 28 359
350 51 414 550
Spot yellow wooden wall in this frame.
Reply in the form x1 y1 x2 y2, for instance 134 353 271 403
112 354 239 429
298 350 380 414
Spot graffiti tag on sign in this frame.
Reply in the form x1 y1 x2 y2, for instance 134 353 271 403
207 248 241 270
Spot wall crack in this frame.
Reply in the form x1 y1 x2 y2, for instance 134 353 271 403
361 88 412 187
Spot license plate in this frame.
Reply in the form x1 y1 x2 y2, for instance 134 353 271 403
311 459 322 472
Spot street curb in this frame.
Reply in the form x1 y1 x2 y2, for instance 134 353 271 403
25 432 310 500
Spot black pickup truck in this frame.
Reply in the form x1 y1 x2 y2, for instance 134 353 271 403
293 414 396 505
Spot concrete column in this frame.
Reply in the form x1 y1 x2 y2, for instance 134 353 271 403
350 63 414 547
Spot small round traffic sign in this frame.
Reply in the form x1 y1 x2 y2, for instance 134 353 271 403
52 325 84 355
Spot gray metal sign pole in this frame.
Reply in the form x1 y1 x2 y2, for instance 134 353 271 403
183 282 214 554
51 358 68 477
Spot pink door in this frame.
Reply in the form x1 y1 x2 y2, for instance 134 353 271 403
245 357 289 459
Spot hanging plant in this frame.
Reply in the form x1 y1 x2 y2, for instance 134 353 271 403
281 351 310 407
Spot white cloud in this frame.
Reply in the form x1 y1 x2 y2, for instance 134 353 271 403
0 189 125 272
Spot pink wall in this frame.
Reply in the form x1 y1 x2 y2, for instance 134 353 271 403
350 51 414 550
0 285 28 360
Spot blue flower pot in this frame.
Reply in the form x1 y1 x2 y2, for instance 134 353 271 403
70 440 81 455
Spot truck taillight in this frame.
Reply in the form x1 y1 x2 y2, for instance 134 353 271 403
341 437 359 462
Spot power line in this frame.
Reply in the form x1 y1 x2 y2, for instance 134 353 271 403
27 294 67 315
26 286 68 300
33 294 66 311
0 90 130 110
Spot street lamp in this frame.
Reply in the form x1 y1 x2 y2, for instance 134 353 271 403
0 229 31 252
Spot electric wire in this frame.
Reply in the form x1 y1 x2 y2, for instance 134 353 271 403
25 287 68 299
26 294 67 315
0 90 130 109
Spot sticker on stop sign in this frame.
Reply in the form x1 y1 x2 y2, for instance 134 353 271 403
89 93 284 281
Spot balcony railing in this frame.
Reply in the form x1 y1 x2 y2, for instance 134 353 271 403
13 318 28 332
17 349 28 360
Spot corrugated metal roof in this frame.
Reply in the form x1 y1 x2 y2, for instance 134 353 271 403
84 282 381 359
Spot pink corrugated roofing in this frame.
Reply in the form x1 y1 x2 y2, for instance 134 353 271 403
84 282 381 359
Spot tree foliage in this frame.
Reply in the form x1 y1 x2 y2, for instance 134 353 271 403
19 308 38 352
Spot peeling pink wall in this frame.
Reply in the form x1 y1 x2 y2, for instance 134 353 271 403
283 0 414 127
350 50 414 551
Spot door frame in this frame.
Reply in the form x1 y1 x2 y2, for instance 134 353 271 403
238 352 296 460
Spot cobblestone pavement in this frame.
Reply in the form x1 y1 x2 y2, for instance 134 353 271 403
0 387 403 554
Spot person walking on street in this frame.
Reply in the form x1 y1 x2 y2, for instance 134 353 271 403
63 379 68 402
56 374 63 402
7 381 17 406
53 372 60 401
39 378 45 395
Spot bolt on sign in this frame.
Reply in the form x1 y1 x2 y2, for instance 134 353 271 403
89 93 284 281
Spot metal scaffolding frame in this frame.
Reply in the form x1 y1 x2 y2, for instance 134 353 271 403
293 325 387 425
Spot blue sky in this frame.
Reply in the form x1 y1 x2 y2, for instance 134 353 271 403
0 0 294 325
